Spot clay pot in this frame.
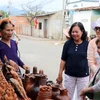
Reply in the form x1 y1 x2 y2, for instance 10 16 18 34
24 74 35 97
39 69 44 74
39 76 47 85
36 85 52 100
46 80 54 86
52 84 60 99
31 74 47 100
33 66 37 74
56 89 70 100
24 66 38 93
25 70 30 74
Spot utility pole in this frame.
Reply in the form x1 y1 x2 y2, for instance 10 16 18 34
8 0 11 16
61 0 68 40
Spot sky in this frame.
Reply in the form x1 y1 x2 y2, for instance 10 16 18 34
0 0 63 12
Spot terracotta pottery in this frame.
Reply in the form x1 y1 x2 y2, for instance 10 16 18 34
31 74 47 100
56 89 70 100
39 69 44 74
52 84 60 99
33 66 37 74
36 85 52 100
24 74 35 97
25 70 30 74
46 80 54 86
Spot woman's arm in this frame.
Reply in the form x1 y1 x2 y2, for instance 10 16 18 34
56 60 65 84
80 79 100 96
80 87 94 96
92 80 100 92
87 39 97 73
15 41 30 71
56 41 69 84
17 56 30 71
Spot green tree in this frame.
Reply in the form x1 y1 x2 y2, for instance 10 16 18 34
0 10 9 18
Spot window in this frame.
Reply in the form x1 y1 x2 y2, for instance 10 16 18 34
39 22 42 30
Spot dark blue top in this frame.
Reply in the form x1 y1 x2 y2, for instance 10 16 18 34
0 39 24 69
61 39 89 77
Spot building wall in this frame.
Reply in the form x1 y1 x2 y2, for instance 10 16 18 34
9 11 66 40
9 16 30 35
33 11 62 39
68 0 99 9
33 16 49 37
72 9 100 37
72 10 92 36
48 11 62 39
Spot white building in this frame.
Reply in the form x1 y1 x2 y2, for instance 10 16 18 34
64 0 100 37
68 6 100 36
67 0 99 9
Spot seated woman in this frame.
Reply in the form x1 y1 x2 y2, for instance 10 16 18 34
0 18 30 77
80 38 100 100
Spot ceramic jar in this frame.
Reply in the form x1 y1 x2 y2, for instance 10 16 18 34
33 66 37 74
56 89 70 100
31 74 47 100
52 84 60 99
24 74 35 97
36 85 52 100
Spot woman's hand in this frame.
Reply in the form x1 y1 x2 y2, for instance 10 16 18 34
80 87 94 97
80 88 91 100
80 88 88 96
23 65 30 71
80 96 87 100
56 74 63 84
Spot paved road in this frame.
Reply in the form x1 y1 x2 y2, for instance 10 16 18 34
17 35 63 83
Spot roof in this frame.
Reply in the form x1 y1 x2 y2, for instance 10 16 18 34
68 0 99 4
36 11 57 17
9 11 58 17
75 6 100 11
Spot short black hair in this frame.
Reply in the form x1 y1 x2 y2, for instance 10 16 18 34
69 22 87 41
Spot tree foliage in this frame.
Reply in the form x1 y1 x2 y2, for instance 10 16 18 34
21 0 52 23
0 10 9 18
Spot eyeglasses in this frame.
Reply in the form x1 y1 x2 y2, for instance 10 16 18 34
95 27 100 31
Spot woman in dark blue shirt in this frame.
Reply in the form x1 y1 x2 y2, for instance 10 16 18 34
0 18 30 76
56 22 89 100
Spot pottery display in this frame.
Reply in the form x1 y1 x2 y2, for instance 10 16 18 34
36 85 52 100
0 70 19 100
33 66 37 74
56 88 70 100
0 63 71 100
51 84 60 99
24 74 35 97
31 74 47 100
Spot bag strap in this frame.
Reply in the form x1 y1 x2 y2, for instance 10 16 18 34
92 68 100 85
